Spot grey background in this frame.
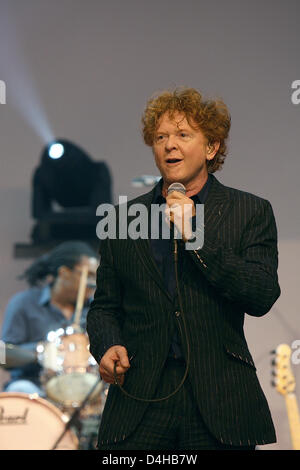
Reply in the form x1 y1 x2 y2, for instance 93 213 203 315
0 0 299 450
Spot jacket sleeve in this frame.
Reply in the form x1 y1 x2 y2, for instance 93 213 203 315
186 199 281 317
86 238 125 364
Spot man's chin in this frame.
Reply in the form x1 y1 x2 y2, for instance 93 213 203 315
162 174 186 185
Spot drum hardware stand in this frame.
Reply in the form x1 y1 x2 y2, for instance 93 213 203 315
50 267 101 449
51 378 101 450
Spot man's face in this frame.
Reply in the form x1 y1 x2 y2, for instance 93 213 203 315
58 256 98 304
152 112 217 190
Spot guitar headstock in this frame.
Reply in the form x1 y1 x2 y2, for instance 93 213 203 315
272 344 296 396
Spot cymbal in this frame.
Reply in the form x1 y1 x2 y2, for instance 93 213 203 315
1 343 37 368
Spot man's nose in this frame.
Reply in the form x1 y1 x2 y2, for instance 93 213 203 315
165 135 177 150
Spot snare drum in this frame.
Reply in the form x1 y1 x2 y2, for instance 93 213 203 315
0 392 78 450
37 327 103 407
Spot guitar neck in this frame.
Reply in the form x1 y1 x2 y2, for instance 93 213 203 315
285 393 300 450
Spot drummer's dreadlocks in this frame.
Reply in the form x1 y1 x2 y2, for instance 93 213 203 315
19 241 98 286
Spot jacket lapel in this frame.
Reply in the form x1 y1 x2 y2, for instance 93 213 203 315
179 175 232 287
131 175 232 301
130 184 173 302
202 175 232 235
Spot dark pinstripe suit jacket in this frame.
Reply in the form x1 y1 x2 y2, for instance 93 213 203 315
87 175 280 447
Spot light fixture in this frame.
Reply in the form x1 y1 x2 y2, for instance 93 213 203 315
48 142 65 159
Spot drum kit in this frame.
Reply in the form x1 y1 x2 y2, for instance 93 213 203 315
0 266 107 450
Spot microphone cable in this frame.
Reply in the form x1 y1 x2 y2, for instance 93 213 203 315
113 236 191 402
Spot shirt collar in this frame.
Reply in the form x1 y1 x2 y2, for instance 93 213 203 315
38 285 52 306
152 173 212 204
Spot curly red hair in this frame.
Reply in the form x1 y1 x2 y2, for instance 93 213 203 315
141 87 231 173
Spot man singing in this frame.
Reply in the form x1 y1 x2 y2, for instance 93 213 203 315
87 87 280 450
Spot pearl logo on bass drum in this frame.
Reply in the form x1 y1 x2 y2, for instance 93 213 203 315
0 406 29 425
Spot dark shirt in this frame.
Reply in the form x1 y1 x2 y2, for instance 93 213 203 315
150 175 212 358
1 285 90 385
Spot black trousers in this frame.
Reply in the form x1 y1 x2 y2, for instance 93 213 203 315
98 358 255 451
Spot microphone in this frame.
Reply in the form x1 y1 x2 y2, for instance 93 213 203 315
167 183 186 259
167 182 186 196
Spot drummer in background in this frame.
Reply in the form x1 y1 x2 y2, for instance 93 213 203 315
1 240 98 396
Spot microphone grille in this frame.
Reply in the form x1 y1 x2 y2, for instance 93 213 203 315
167 182 186 195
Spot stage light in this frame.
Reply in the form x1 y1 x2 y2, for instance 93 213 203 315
131 175 161 187
48 142 64 159
29 139 113 245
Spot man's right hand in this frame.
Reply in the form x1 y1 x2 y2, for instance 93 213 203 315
99 345 130 385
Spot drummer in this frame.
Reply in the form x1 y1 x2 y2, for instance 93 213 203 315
1 240 98 396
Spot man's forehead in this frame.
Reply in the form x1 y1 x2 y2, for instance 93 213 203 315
157 111 194 130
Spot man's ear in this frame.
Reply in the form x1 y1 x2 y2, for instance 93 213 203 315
206 141 220 160
57 265 70 279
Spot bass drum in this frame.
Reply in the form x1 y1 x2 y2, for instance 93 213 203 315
0 392 78 450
